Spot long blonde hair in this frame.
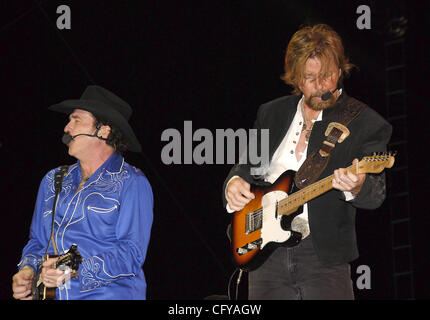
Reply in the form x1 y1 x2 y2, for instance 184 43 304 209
281 24 355 95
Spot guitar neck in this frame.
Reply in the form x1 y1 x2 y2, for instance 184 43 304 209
277 162 358 216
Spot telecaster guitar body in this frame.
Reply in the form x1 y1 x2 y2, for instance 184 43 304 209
231 170 302 270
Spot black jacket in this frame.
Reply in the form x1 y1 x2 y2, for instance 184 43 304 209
223 91 392 266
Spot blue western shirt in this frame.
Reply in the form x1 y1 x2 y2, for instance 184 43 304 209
18 152 153 299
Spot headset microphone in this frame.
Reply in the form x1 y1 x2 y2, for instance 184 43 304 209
321 85 342 101
62 131 107 146
62 133 73 145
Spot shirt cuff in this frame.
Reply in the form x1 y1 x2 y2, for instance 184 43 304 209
18 254 42 273
343 191 356 201
226 203 235 213
225 176 239 213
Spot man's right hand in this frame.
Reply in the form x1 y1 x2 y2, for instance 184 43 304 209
226 177 255 211
12 266 35 300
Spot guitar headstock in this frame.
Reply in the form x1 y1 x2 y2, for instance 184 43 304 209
55 244 82 271
356 152 396 174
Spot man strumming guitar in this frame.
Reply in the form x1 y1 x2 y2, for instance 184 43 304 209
12 86 153 300
223 24 392 300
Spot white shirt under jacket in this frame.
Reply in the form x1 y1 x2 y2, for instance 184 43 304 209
226 92 354 238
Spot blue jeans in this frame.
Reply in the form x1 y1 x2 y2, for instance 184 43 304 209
248 237 354 300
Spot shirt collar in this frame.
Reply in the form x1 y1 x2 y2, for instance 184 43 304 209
103 152 124 174
76 152 124 182
297 97 324 122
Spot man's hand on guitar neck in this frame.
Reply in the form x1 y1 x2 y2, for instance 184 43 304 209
332 158 366 196
226 158 366 212
12 266 34 300
226 176 255 212
41 257 66 288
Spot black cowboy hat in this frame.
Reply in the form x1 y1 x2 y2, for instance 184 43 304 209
49 85 142 152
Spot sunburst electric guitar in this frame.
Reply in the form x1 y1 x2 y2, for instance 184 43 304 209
31 244 82 300
230 153 395 270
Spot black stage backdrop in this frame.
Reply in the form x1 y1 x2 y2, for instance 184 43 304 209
1 0 428 300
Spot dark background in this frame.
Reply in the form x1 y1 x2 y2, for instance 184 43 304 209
1 0 428 300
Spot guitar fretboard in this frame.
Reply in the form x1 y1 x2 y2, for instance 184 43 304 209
277 163 357 215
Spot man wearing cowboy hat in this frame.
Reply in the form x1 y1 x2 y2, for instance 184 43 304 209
12 85 153 300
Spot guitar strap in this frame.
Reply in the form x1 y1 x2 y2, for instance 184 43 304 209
45 165 69 256
294 97 367 189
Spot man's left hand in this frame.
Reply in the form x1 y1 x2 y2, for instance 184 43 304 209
332 158 366 196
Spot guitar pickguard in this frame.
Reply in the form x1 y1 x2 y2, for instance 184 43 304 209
260 191 289 249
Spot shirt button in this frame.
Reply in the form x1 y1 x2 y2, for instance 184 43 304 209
296 132 299 135
293 141 296 144
290 150 294 154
